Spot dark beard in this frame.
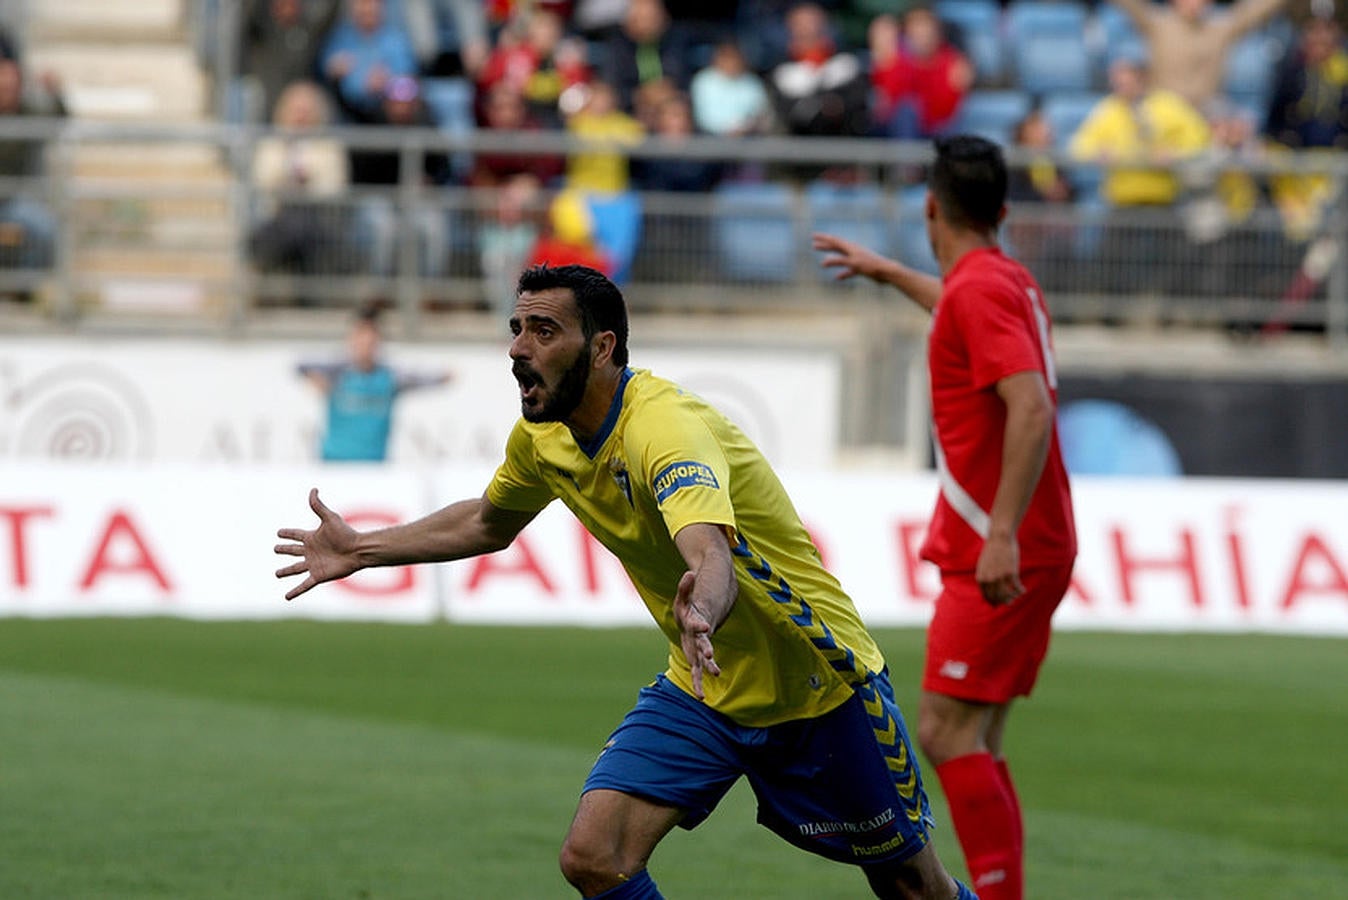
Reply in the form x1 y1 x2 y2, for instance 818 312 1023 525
521 343 591 423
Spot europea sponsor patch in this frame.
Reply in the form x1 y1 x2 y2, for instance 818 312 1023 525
653 461 719 503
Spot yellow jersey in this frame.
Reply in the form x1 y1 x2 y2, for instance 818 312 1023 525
486 368 885 727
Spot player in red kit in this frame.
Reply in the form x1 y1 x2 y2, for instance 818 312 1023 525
813 135 1077 900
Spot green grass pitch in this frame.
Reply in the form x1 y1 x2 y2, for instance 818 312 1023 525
1 618 1344 899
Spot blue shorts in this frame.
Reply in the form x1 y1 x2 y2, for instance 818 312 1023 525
583 670 935 866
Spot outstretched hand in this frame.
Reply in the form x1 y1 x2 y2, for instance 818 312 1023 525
673 571 721 700
812 231 892 283
274 489 363 601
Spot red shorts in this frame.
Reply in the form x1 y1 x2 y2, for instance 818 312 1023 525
923 562 1074 704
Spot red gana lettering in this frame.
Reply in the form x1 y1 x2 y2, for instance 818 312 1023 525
467 533 557 595
334 510 415 597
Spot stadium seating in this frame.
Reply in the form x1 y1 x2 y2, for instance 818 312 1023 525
1041 91 1105 194
956 89 1033 146
1041 91 1102 150
1012 32 1094 94
805 181 889 280
713 182 798 282
422 77 474 135
893 185 941 276
586 191 643 286
1223 32 1279 114
935 0 1005 86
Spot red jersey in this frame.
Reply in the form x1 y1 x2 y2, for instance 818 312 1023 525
921 247 1077 572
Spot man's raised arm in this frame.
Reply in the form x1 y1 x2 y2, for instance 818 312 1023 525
812 231 944 313
274 488 538 601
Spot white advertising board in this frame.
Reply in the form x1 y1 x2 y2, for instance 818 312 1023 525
2 464 1346 636
0 337 839 469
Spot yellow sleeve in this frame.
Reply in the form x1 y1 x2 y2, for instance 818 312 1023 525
485 420 556 513
627 405 736 540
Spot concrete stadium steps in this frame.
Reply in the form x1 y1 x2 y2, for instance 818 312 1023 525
16 0 240 315
62 142 238 315
27 43 209 121
24 0 186 43
67 141 229 182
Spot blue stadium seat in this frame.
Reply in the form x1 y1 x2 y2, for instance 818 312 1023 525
1224 33 1278 112
1093 3 1148 78
713 182 798 283
1006 1 1090 38
806 182 889 280
935 0 1005 85
1093 3 1144 54
1041 91 1105 194
421 77 475 135
893 185 941 276
956 89 1033 146
422 77 475 180
1013 33 1094 94
1041 91 1102 150
585 191 643 286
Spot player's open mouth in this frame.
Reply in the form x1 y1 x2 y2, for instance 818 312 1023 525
513 364 542 404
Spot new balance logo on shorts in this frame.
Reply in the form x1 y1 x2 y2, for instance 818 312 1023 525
939 660 969 680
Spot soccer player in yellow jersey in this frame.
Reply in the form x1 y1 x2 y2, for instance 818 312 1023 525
275 264 977 900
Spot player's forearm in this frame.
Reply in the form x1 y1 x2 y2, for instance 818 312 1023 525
879 259 943 313
674 523 739 630
353 498 513 568
689 547 738 631
988 397 1053 540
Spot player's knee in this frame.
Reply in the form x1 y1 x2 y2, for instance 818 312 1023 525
916 704 964 765
558 833 625 894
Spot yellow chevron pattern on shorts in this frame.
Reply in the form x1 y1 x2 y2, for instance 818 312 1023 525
856 679 922 815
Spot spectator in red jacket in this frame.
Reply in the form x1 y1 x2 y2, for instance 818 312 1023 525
869 7 973 139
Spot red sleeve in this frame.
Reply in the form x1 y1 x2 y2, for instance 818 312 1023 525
948 281 1041 391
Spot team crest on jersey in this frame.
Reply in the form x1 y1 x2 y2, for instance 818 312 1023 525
653 460 719 504
609 458 633 506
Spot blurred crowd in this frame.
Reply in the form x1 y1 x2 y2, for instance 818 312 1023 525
5 0 1348 313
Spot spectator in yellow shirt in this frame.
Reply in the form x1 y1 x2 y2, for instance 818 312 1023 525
564 80 645 194
1069 56 1211 295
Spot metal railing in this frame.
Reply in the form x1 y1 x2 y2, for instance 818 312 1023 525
2 117 1348 343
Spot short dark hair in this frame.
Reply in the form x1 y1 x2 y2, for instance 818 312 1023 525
516 264 630 367
928 135 1008 231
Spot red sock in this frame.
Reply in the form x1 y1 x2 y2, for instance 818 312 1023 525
936 752 1023 900
995 757 1024 856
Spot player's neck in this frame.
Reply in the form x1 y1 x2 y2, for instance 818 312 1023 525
565 365 625 445
937 229 999 275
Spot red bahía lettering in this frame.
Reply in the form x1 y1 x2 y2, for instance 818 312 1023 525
78 509 173 592
333 510 415 597
466 533 557 595
1225 506 1253 609
1279 532 1348 610
1112 526 1203 607
0 506 54 589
